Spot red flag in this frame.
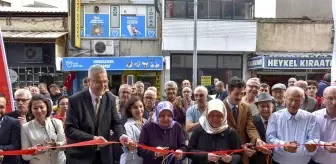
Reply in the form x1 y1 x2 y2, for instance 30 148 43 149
0 29 14 113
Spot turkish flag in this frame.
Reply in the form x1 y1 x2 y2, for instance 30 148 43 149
63 72 76 91
0 29 14 113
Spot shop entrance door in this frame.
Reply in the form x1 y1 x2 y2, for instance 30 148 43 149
110 75 122 95
260 75 292 87
137 75 156 90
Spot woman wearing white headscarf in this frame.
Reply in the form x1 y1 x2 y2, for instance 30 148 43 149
187 99 242 164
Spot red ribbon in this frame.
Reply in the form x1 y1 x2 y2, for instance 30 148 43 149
0 140 333 156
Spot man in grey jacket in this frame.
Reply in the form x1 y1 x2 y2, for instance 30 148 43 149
294 80 317 113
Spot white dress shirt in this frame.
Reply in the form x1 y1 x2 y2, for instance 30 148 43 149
312 109 336 164
89 88 102 109
21 118 66 164
266 109 320 164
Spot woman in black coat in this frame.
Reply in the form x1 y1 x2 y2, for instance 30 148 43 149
188 99 242 164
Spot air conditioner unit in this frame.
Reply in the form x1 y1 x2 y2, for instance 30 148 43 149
23 47 43 61
92 40 114 56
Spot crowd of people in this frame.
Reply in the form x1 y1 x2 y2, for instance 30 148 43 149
0 64 335 164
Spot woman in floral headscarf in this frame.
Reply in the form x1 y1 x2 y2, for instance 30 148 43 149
137 101 187 164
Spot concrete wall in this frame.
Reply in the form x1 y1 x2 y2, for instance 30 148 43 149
119 40 160 56
257 20 333 52
0 17 66 31
276 0 332 19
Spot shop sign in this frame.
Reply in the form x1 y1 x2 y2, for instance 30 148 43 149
247 56 263 69
201 76 211 86
266 57 332 69
62 56 163 71
248 56 332 69
8 69 18 83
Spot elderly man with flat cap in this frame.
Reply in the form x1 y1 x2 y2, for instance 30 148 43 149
250 93 275 164
271 83 286 111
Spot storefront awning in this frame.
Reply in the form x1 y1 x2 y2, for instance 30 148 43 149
248 52 332 70
2 31 68 39
62 56 164 71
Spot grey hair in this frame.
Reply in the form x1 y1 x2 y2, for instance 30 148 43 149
29 86 40 93
194 85 208 96
294 80 308 91
147 86 157 93
286 86 305 99
14 89 32 99
165 81 178 90
88 64 107 79
118 84 131 94
144 89 157 97
215 81 224 86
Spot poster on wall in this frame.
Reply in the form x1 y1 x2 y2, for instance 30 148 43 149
84 14 110 37
82 5 156 39
121 16 146 38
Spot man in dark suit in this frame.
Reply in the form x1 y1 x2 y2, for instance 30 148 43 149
250 93 275 164
0 93 22 164
215 81 228 101
65 65 130 164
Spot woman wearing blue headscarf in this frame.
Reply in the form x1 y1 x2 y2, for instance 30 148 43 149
137 101 187 164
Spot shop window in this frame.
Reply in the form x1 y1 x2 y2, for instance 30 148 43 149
171 55 185 68
217 55 242 69
198 55 217 68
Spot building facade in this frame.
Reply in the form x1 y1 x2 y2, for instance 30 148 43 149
66 0 163 97
255 0 332 19
162 0 256 87
248 19 333 86
0 7 68 88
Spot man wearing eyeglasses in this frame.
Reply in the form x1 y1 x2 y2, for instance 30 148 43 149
6 89 32 126
242 78 261 116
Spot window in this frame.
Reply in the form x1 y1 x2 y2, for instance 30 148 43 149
80 5 84 28
234 1 253 19
165 0 254 19
217 55 242 69
222 1 233 18
165 0 187 18
170 54 243 86
187 1 194 18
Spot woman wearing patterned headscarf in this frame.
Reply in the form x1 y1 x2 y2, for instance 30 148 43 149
188 99 242 164
137 101 187 164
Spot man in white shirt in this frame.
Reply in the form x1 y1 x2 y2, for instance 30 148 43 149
311 86 336 164
267 86 320 164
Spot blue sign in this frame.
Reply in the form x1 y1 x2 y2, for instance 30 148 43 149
84 14 110 38
62 56 163 71
121 16 146 38
247 56 263 69
110 29 120 37
248 56 332 69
